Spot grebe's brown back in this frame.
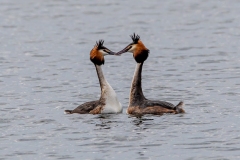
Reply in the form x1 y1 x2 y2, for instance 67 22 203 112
115 33 184 116
65 40 122 114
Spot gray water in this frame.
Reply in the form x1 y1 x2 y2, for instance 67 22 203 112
1 0 240 159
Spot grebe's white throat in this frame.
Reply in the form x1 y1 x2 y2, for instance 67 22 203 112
96 65 122 113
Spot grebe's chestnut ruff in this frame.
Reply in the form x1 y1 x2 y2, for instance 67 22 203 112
115 33 185 115
65 40 122 114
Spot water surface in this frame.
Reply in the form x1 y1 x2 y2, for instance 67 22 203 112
1 0 240 159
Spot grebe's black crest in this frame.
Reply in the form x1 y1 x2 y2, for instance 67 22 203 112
130 33 140 44
96 40 105 49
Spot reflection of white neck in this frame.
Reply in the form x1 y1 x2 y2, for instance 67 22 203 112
95 65 122 113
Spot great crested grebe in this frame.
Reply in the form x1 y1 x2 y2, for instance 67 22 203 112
115 33 185 115
65 40 122 114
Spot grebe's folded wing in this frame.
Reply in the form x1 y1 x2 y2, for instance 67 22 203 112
65 100 99 114
144 100 175 110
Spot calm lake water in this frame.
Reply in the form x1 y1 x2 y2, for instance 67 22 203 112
1 0 240 159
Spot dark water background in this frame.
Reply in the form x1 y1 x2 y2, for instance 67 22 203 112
1 0 240 159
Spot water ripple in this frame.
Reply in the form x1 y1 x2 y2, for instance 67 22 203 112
1 0 240 160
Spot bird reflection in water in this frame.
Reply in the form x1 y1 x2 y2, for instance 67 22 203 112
131 115 154 126
95 114 117 129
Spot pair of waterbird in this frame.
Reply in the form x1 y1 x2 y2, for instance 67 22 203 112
65 33 185 116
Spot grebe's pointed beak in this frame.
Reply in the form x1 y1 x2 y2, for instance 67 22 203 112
107 50 116 55
101 48 116 56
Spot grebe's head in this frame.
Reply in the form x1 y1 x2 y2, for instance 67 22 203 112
90 40 115 65
116 33 149 63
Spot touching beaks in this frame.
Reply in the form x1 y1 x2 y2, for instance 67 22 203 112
115 44 133 56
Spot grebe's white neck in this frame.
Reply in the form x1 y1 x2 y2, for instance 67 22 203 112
95 65 122 113
129 62 146 106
